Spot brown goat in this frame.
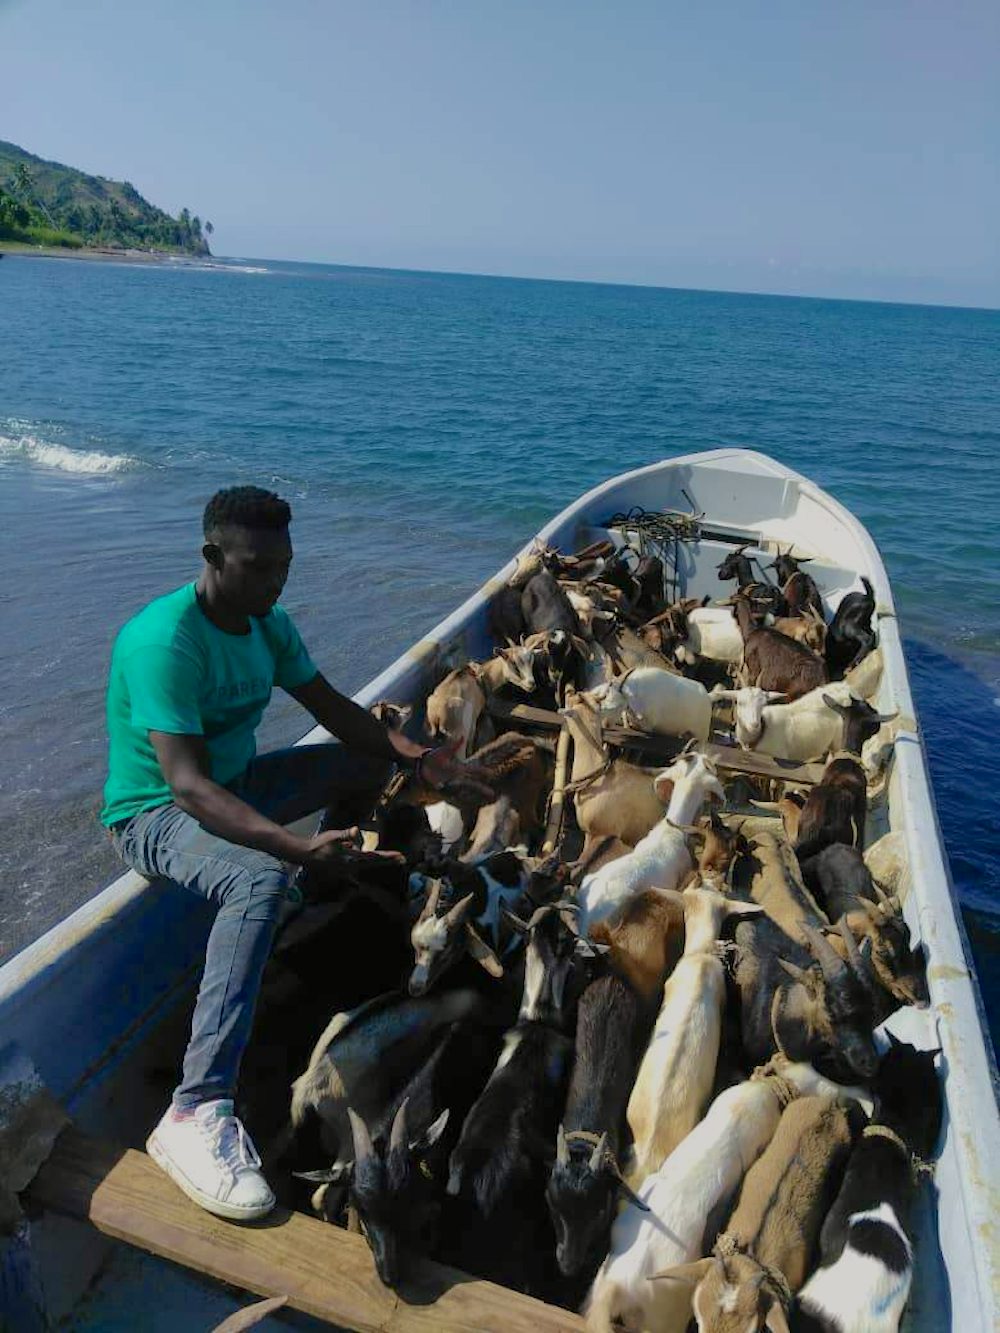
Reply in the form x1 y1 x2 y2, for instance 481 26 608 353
772 610 826 655
588 889 686 1007
795 755 867 862
734 596 828 702
737 827 830 944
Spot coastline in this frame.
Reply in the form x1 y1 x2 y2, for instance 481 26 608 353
0 241 212 266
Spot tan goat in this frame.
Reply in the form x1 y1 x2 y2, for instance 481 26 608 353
425 645 537 757
588 888 686 1008
559 688 666 853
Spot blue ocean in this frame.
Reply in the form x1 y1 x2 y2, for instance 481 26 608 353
1 255 998 1046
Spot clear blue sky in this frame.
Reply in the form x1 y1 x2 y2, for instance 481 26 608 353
4 0 998 306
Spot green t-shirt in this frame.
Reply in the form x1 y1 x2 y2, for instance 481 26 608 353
101 582 317 827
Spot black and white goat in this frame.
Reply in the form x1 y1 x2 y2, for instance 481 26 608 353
794 1037 942 1332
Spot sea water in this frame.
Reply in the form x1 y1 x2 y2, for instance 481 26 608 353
1 255 998 1046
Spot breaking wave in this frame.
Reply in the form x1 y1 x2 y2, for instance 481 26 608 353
0 432 141 475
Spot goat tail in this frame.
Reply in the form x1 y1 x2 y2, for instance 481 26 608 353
861 576 874 599
582 1276 622 1333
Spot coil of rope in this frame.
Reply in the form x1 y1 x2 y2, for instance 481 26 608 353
606 502 704 602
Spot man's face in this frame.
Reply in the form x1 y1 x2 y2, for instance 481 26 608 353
206 524 293 617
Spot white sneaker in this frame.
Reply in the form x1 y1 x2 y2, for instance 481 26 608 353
146 1100 276 1221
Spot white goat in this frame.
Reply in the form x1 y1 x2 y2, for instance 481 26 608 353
676 606 744 666
586 1061 872 1333
625 882 763 1185
713 680 855 761
590 667 713 743
576 752 725 935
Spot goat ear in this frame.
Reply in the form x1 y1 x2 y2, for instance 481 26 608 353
210 1296 290 1333
822 693 848 714
465 923 504 976
650 1257 714 1286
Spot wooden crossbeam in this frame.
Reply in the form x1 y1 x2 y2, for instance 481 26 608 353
28 1128 584 1332
488 698 824 785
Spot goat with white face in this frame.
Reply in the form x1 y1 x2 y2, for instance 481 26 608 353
713 682 890 763
590 666 714 742
625 882 763 1185
576 751 726 935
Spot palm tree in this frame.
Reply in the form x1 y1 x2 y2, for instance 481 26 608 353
10 161 55 226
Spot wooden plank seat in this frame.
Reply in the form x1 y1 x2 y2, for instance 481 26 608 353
28 1128 585 1332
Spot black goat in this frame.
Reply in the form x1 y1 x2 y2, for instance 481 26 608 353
717 545 786 615
546 967 652 1279
825 577 877 679
795 756 868 862
768 547 824 618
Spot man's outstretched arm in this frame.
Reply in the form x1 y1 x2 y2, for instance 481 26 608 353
150 731 357 868
287 672 427 765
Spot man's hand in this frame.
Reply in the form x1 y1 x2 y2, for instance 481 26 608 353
302 826 404 867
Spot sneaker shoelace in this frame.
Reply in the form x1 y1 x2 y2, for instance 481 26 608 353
199 1112 262 1182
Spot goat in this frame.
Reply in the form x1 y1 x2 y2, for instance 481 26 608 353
586 1061 870 1333
598 620 682 676
521 568 582 638
666 1094 858 1333
734 596 828 701
445 906 596 1290
626 882 763 1184
546 965 653 1278
732 914 879 1081
737 827 831 945
590 666 714 742
407 849 546 995
677 605 746 666
844 645 883 701
576 751 725 935
588 888 686 1008
424 645 538 757
559 689 667 852
773 609 827 654
799 846 928 1018
376 802 442 866
717 545 787 617
795 1038 942 1333
794 756 867 862
370 700 414 731
689 808 753 880
748 792 806 844
768 547 825 619
632 554 666 620
488 584 527 644
713 682 888 764
463 795 521 861
825 578 877 680
287 988 483 1169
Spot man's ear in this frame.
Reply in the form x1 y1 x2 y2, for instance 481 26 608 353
203 541 223 569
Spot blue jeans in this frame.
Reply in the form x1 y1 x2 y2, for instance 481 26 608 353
112 744 392 1111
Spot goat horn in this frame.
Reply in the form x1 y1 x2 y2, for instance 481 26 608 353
346 1107 374 1166
801 922 847 980
838 918 867 978
389 1097 410 1155
749 799 782 811
556 1123 569 1166
588 1131 609 1172
778 957 809 982
871 879 893 907
444 892 476 927
419 879 443 920
876 711 899 724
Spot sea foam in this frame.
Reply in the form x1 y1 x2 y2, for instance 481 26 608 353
0 432 140 475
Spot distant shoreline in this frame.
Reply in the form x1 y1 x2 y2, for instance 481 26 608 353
0 242 212 266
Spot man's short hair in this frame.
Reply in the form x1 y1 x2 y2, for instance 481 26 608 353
203 486 291 540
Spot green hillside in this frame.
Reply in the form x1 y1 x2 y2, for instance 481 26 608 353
0 141 211 255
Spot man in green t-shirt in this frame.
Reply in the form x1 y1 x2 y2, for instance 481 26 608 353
103 485 459 1221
